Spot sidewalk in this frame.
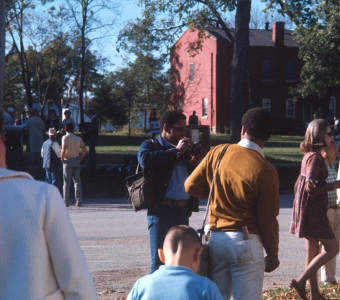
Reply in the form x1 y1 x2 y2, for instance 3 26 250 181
68 194 339 298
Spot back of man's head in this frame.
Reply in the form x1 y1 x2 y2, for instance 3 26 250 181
160 111 186 129
65 123 74 133
242 107 273 140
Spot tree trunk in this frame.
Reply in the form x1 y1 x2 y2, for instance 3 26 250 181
0 0 5 110
79 24 86 124
230 0 251 143
317 87 333 120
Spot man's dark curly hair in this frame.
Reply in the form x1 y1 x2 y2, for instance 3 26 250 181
242 107 273 140
161 110 186 129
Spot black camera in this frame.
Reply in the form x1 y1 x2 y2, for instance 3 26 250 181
191 142 204 156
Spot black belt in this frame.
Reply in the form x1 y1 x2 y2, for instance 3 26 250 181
329 205 339 209
162 198 188 207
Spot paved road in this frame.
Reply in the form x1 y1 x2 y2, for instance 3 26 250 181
68 194 340 293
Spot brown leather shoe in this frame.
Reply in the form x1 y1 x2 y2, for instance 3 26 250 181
76 202 81 207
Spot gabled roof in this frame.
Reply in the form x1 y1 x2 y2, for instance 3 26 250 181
206 27 297 48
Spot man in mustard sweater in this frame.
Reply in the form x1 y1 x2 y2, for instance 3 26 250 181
185 107 280 300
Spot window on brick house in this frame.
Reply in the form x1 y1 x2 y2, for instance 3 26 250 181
189 63 194 83
202 98 208 117
286 61 298 82
329 96 336 119
262 98 271 111
286 99 295 118
262 60 273 81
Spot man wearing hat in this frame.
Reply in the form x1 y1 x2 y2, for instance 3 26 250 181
41 128 62 191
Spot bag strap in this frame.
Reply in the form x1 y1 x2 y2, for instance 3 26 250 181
135 138 156 174
200 144 230 237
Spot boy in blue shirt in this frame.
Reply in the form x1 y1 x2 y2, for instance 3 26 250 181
127 225 223 300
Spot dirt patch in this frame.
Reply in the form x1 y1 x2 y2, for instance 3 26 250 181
93 267 149 300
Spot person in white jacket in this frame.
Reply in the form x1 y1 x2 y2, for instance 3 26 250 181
0 111 98 299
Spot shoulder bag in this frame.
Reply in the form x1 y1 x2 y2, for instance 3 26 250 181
126 139 156 212
198 144 229 277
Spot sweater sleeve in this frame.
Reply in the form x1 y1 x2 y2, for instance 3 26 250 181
44 185 98 299
256 165 280 258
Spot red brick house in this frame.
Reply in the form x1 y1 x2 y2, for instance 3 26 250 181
170 22 340 133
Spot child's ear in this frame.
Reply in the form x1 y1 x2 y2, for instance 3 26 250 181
158 248 165 263
193 246 204 263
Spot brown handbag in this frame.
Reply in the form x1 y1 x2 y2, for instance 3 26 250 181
198 144 229 277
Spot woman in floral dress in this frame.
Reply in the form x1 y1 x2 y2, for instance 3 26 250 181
290 119 340 300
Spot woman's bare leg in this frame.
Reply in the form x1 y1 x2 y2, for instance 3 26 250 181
293 237 338 299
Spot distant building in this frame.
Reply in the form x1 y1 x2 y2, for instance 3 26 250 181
170 22 340 133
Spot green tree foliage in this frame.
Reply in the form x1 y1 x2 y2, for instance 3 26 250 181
117 14 171 133
87 75 128 126
266 0 340 119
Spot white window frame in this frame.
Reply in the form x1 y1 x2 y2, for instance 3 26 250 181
189 63 194 84
202 98 208 117
262 98 271 111
286 98 295 118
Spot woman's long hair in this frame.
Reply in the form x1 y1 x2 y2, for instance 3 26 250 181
300 119 329 153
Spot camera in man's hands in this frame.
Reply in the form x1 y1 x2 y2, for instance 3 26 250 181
191 142 204 156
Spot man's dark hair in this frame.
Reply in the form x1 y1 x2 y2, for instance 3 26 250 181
241 107 273 140
161 111 186 129
65 123 74 133
164 225 201 254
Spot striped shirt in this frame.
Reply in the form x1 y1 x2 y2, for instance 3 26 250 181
327 163 338 206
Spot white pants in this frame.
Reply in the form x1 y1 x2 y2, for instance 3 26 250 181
209 231 265 300
320 207 340 282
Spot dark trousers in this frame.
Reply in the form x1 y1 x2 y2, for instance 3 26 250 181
147 204 189 273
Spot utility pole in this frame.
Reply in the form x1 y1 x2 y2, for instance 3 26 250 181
0 0 5 110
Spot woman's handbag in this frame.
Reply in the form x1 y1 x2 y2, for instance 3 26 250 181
198 144 229 277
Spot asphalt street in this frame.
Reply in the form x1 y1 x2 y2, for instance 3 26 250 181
68 194 340 292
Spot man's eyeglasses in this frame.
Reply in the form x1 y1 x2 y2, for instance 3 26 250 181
171 125 187 132
325 132 332 137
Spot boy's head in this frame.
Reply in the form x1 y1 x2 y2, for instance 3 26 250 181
321 139 338 166
158 225 203 273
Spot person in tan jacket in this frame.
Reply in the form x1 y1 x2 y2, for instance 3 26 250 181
185 107 280 300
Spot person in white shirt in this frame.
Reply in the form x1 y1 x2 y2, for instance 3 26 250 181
0 111 98 300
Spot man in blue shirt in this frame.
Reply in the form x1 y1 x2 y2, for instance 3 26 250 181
127 225 223 300
138 110 197 273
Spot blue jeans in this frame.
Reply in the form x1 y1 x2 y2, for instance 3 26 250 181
45 166 62 192
147 204 190 273
63 157 82 205
209 231 265 300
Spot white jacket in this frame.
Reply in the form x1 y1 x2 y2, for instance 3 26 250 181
0 168 98 300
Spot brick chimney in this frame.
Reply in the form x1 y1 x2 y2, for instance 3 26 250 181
272 22 285 47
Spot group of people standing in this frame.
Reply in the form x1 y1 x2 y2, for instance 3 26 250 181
129 109 340 300
3 106 99 207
